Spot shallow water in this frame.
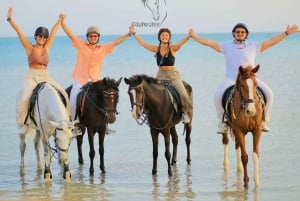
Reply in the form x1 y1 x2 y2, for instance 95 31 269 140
0 34 300 201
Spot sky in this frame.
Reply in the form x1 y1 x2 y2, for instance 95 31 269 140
1 0 300 37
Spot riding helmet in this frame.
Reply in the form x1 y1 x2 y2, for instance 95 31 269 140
232 23 249 36
86 26 100 36
34 27 49 38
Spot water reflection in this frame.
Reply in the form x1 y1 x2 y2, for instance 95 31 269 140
219 169 260 201
152 165 195 200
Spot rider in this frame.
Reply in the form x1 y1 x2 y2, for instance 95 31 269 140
189 23 299 133
130 26 192 123
60 14 134 132
7 7 71 134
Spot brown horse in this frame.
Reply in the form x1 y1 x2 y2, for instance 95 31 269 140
221 65 264 188
66 77 121 175
124 74 193 176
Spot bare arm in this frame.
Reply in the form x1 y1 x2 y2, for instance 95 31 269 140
45 14 64 49
111 26 132 47
189 28 221 52
260 24 298 52
7 7 32 54
171 34 190 52
60 14 78 41
130 26 157 52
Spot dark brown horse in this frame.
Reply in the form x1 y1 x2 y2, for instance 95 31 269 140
124 74 193 176
66 77 122 175
221 65 264 188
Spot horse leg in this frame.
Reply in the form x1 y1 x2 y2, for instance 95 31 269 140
222 132 229 170
34 130 43 171
98 132 106 173
252 130 262 188
150 129 159 175
42 138 52 182
185 122 192 164
87 130 96 176
170 127 178 165
63 163 71 181
19 132 26 176
76 134 84 164
163 129 172 176
235 131 249 187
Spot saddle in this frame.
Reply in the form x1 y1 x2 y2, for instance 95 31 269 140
221 85 266 121
26 82 67 126
161 81 182 113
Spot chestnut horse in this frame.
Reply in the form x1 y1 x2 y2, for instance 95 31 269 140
66 77 122 175
124 74 192 176
221 65 264 188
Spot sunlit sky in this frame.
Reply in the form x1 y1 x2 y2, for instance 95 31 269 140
1 0 299 37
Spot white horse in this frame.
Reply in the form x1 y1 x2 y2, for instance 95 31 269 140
142 0 167 22
17 82 78 182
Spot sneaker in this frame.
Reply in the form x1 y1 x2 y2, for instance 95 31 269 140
106 127 116 134
18 125 28 135
217 122 228 134
182 113 190 123
262 122 270 132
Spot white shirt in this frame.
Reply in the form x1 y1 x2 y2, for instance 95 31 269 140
218 41 262 80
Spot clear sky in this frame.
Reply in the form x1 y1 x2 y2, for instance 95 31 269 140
1 0 299 37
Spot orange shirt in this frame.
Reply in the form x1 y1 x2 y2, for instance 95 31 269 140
71 37 114 85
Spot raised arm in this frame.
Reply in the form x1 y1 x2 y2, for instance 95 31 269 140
111 26 133 47
60 14 78 41
189 28 221 52
130 26 157 53
45 14 64 49
171 34 190 52
7 7 32 53
260 24 298 52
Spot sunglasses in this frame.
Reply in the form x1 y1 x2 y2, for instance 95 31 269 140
88 34 100 38
37 35 48 39
235 30 246 34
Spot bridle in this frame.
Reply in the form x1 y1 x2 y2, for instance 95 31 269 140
129 83 173 129
82 88 120 118
129 84 147 125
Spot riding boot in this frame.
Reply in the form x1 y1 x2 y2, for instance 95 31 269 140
262 121 270 132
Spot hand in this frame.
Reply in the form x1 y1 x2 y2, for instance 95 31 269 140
189 28 195 37
59 13 66 23
129 25 135 35
285 24 299 35
7 7 13 19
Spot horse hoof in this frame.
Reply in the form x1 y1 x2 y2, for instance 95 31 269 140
64 172 71 181
44 173 52 182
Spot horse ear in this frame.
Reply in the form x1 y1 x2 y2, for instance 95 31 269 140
238 66 244 74
252 65 260 73
116 77 122 86
49 120 59 128
124 78 129 84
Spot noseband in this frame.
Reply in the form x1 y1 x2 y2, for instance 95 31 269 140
84 89 119 116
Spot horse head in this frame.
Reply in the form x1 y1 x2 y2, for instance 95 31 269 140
124 75 146 120
93 77 122 123
236 65 260 117
49 120 79 164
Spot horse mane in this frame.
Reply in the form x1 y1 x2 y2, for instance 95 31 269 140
82 77 120 92
130 74 159 85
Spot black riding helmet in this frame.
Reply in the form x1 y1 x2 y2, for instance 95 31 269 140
232 23 249 38
34 27 49 39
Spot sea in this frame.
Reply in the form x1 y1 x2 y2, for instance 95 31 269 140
0 33 299 201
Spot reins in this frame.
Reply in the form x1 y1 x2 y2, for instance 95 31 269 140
130 84 173 130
